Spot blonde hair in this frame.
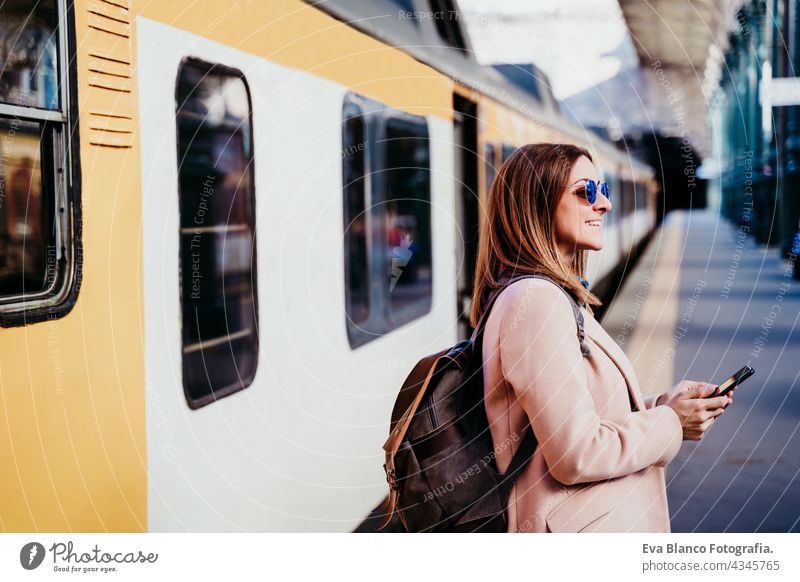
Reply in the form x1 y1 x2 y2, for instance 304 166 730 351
470 143 602 327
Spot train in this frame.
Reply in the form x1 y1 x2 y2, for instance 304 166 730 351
0 0 658 532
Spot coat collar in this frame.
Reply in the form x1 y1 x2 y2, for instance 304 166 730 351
581 312 646 412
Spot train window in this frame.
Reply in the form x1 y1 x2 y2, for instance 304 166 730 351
341 96 432 348
0 5 59 109
175 58 258 409
501 144 516 162
626 180 636 216
0 0 80 326
343 99 370 330
485 143 496 194
383 115 433 328
605 174 618 224
620 180 633 217
634 181 647 211
429 0 468 53
392 0 418 15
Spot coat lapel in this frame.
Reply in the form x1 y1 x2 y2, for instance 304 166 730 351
582 317 646 412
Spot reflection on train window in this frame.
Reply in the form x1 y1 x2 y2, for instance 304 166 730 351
485 143 496 194
501 144 516 162
0 0 79 325
0 1 59 110
383 115 432 328
0 120 48 295
343 101 369 328
176 58 258 409
341 95 432 348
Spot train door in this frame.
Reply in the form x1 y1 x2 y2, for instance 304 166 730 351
453 93 479 339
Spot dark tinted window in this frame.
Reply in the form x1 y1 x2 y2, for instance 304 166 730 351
0 120 50 295
0 0 78 324
634 181 647 211
383 116 432 327
343 101 370 329
176 59 258 409
604 174 618 225
501 144 516 162
429 0 467 52
621 180 633 216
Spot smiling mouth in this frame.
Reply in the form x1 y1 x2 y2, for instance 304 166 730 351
586 220 602 227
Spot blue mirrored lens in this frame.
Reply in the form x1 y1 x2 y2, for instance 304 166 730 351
601 182 610 200
585 180 597 204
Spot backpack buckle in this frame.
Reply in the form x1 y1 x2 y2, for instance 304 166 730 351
384 463 399 491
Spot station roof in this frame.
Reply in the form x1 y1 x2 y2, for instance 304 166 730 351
620 0 734 78
617 0 745 156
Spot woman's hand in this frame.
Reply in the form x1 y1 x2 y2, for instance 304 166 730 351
661 381 733 441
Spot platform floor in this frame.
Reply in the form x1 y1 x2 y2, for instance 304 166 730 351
602 209 800 533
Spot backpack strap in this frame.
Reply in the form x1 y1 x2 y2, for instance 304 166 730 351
472 273 591 357
498 424 538 500
470 273 589 509
377 350 452 530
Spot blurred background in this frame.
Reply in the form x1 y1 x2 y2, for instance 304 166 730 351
458 0 797 251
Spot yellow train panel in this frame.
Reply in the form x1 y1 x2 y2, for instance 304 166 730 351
0 0 147 531
480 97 557 145
134 0 453 121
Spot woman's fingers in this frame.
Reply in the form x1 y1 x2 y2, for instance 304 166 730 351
685 428 710 441
682 407 725 441
700 394 729 410
693 383 719 397
701 408 724 421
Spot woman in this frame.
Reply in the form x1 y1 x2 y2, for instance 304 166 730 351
472 143 733 533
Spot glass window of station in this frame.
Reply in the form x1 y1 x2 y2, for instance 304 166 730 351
0 0 80 325
175 58 258 409
342 94 432 348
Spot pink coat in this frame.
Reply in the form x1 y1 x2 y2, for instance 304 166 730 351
482 278 683 532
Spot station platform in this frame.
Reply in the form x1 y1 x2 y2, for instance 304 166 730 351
602 209 800 533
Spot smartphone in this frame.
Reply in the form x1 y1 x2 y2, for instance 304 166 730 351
706 365 755 398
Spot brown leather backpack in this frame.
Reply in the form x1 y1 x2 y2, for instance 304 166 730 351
376 273 591 532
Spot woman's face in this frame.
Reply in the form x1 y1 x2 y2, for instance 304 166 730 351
553 156 612 262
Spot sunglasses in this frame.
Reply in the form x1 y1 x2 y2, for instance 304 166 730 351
574 179 610 205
